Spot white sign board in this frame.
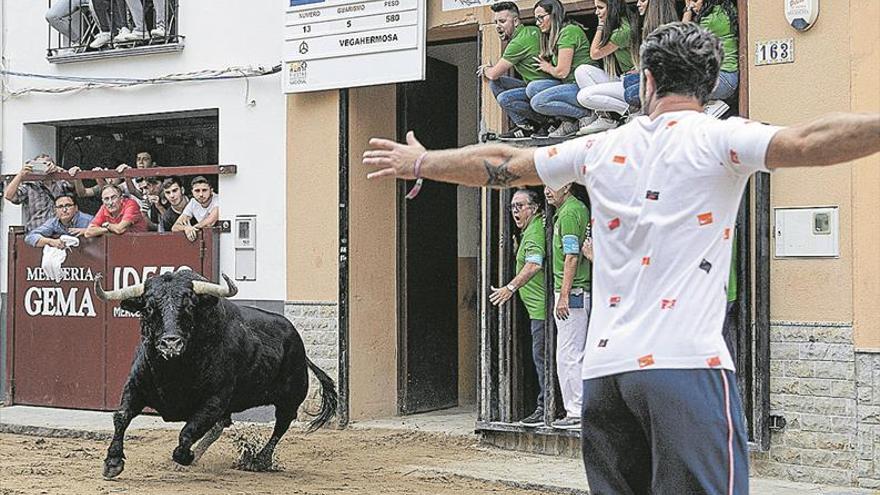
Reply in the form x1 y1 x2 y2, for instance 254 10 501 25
283 0 426 93
442 0 503 11
754 39 794 66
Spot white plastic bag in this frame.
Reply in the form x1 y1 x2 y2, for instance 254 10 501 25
40 235 80 282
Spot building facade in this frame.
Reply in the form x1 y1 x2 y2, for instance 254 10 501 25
1 0 878 489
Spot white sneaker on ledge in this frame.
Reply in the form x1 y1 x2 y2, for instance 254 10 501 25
577 115 618 135
120 29 149 42
704 100 730 118
112 27 132 43
89 32 112 49
150 26 166 38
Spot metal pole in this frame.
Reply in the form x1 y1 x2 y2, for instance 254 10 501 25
754 171 771 450
337 88 351 428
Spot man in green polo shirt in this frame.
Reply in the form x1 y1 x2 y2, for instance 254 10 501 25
478 2 552 140
545 183 591 430
490 189 547 426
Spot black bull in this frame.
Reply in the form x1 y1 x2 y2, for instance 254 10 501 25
95 270 338 479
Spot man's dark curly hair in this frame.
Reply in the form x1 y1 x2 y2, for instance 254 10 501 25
640 22 723 105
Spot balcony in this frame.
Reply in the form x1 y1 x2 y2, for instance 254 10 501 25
46 0 183 64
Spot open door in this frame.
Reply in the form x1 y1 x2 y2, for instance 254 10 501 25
397 57 460 414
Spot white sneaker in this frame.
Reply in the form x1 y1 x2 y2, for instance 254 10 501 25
548 119 580 138
704 100 730 118
150 26 166 38
576 114 597 134
577 116 618 135
119 29 149 42
89 32 112 49
112 27 132 43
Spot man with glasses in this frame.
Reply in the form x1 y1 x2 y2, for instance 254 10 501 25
490 188 547 426
24 193 94 248
85 184 148 238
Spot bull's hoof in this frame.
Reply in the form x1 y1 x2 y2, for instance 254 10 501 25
103 457 125 479
172 446 195 466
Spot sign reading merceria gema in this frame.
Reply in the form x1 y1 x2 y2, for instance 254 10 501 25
283 0 425 93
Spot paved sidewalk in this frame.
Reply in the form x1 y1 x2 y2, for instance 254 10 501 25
2 405 876 495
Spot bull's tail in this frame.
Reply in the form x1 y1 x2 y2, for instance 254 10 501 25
305 357 338 433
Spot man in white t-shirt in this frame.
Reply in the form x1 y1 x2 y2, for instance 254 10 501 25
172 176 219 242
363 22 880 494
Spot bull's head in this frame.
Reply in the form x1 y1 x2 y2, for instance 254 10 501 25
95 271 238 360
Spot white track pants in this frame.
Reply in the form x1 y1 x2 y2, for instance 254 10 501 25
554 291 590 418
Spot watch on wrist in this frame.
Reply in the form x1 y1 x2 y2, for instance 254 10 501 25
506 283 517 292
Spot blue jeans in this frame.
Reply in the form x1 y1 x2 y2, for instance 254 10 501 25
623 72 641 107
710 70 739 101
489 76 546 127
530 319 546 411
527 79 590 120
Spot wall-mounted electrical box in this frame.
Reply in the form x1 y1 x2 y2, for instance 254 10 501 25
234 215 256 280
774 206 839 258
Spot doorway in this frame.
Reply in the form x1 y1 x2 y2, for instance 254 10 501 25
397 56 461 414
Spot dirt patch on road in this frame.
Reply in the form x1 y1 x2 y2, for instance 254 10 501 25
0 426 555 495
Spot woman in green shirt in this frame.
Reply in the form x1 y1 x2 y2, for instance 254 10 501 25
525 0 596 138
683 0 739 117
574 0 639 135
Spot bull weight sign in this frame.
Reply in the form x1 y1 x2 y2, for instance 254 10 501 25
282 0 426 93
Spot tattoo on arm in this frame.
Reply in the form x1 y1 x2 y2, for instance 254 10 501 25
483 156 521 187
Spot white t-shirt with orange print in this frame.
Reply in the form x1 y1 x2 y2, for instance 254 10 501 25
535 111 781 380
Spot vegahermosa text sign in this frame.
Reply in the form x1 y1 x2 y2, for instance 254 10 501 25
283 0 426 93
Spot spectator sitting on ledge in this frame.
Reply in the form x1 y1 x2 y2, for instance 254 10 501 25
172 176 219 242
25 193 94 248
85 184 149 238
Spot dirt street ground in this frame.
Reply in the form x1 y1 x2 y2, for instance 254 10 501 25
0 427 557 495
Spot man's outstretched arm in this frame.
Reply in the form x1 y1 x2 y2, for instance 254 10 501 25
364 131 542 188
766 113 880 169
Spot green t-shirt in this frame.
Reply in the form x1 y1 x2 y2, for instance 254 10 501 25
516 214 547 320
552 196 591 291
502 25 550 83
608 18 635 73
727 233 737 302
552 24 593 83
700 6 739 72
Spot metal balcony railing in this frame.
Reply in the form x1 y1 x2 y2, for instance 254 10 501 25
46 0 183 63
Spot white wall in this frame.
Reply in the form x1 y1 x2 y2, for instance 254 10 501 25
0 1 287 301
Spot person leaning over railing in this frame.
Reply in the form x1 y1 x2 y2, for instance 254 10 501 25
526 0 597 139
3 154 73 231
84 184 149 238
574 0 639 135
24 193 94 248
172 176 219 242
159 177 192 232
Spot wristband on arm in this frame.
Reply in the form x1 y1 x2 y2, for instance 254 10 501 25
405 152 428 200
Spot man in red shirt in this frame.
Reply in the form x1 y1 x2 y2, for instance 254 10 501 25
85 184 149 238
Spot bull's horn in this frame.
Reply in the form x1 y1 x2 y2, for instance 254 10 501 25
191 273 238 298
94 273 145 301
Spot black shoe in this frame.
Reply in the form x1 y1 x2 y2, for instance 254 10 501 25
499 124 534 141
519 409 544 426
531 122 555 139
